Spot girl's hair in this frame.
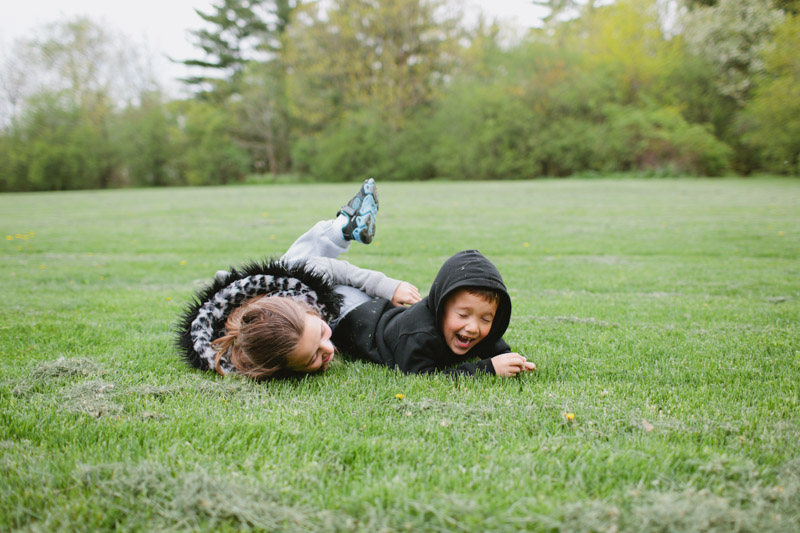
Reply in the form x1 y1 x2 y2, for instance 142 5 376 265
212 296 315 381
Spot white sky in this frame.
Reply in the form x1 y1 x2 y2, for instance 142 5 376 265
0 0 545 97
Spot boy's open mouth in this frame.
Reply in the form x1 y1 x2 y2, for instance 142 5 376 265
455 334 474 348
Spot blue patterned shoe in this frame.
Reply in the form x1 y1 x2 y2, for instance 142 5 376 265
338 178 379 244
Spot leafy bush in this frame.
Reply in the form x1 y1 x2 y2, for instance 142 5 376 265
11 92 110 190
739 16 800 175
603 105 733 176
177 101 251 186
293 108 436 182
432 81 542 179
111 92 183 187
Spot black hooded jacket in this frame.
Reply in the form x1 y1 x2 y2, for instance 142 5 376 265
332 250 512 375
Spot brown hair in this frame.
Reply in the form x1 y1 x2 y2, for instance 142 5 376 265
212 296 314 381
463 287 501 305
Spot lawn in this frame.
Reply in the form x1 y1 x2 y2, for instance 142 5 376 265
1 178 799 531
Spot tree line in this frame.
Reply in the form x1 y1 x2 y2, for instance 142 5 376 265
0 0 798 191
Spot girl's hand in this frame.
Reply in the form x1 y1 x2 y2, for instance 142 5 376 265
391 282 421 307
491 353 536 377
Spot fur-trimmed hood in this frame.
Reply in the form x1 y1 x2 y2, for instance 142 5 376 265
175 259 343 375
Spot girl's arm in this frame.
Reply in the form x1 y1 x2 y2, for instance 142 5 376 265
305 257 408 302
390 281 421 306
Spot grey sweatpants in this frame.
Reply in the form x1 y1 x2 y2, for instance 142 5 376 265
281 219 401 328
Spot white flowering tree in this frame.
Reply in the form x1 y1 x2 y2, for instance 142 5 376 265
680 0 785 105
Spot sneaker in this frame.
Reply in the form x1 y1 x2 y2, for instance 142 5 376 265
338 178 379 244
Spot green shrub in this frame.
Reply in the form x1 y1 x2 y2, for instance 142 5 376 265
293 108 436 181
3 92 110 190
178 101 251 185
432 82 543 179
112 92 183 187
739 16 800 175
604 105 733 176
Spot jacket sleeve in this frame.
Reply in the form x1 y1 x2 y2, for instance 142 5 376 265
304 257 401 301
487 338 512 356
440 358 497 376
390 332 497 376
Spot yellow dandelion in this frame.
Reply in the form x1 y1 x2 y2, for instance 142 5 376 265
40 264 45 269
5 235 12 241
16 234 22 239
564 412 575 421
778 231 784 237
262 211 269 217
375 241 381 247
524 242 530 247
100 276 105 280
179 260 187 265
395 394 406 399
545 248 551 253
167 297 173 301
270 234 276 240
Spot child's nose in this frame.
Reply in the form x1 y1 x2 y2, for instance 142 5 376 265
321 339 334 355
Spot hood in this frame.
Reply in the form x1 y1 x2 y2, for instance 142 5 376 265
176 258 342 374
426 250 512 349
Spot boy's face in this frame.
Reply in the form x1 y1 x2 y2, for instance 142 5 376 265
441 290 498 355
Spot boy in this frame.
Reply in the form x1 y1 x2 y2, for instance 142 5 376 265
332 249 536 377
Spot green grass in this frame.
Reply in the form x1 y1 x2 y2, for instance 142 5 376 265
1 178 799 532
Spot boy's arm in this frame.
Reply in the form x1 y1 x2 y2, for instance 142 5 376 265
396 336 534 377
490 353 536 377
483 338 536 377
387 331 491 376
489 338 512 355
406 358 498 376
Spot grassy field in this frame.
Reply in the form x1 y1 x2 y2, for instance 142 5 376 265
1 178 799 532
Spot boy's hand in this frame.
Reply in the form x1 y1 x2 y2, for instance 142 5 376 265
491 353 536 377
391 282 421 307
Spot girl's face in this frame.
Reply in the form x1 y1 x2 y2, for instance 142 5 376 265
285 313 335 373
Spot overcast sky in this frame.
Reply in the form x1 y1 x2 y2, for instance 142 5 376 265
0 0 545 97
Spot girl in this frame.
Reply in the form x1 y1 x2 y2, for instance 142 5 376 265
176 179 420 380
